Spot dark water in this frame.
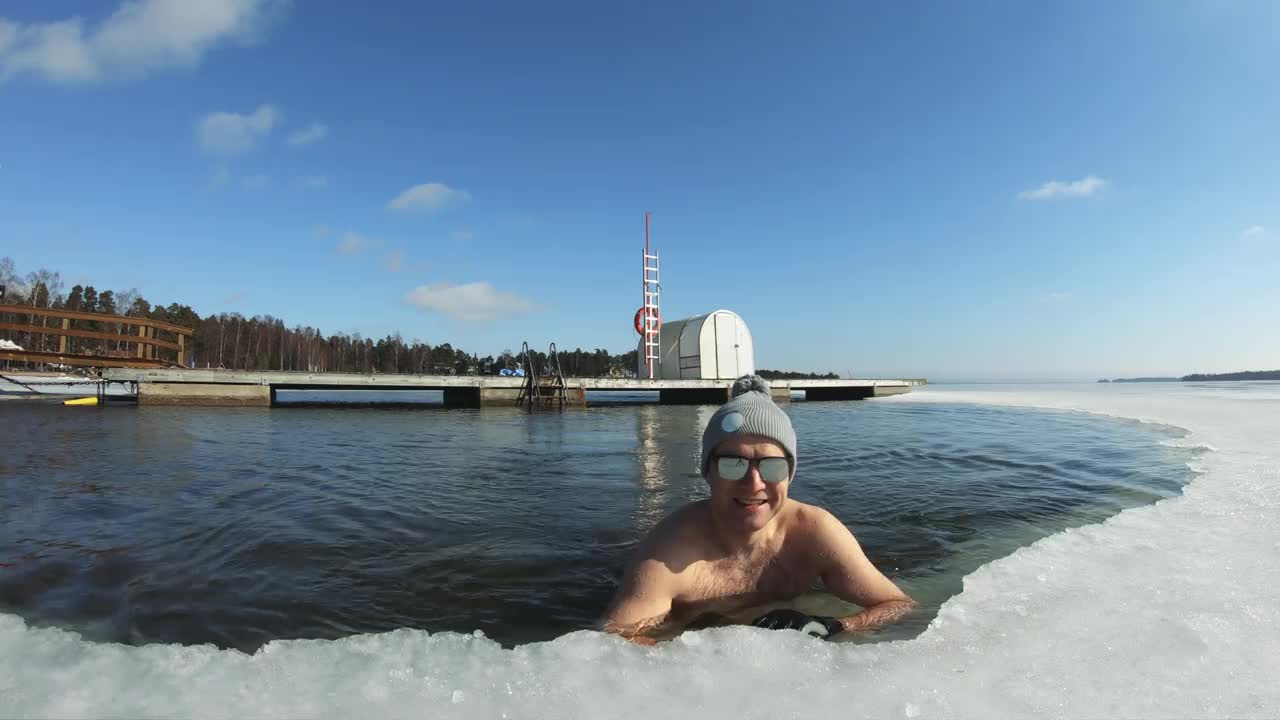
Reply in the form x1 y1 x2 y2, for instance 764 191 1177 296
0 396 1194 651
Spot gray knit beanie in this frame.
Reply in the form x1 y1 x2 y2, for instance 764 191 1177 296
701 375 797 478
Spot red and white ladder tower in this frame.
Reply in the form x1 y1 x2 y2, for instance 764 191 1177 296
642 212 661 379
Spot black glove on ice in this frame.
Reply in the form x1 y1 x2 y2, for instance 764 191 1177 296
751 609 843 639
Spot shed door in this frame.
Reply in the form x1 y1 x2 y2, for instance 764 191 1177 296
714 313 738 378
678 321 701 379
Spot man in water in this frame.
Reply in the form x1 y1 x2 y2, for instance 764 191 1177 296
603 375 915 643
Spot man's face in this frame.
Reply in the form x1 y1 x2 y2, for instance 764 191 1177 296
706 434 791 533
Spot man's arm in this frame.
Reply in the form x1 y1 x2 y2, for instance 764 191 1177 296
814 509 916 634
600 555 680 645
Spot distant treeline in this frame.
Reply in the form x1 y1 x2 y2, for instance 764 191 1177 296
758 369 840 380
0 257 638 376
1181 370 1280 381
1101 370 1280 383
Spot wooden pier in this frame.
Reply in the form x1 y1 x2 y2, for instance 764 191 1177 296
0 303 192 369
99 368 923 408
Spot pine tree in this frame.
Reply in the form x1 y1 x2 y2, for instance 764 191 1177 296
96 290 116 314
96 290 117 354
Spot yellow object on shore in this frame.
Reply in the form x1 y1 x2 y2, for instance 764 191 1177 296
63 396 99 406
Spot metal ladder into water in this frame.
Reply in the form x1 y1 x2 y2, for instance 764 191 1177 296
515 341 569 411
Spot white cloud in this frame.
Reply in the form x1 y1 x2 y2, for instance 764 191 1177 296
0 0 282 85
335 232 379 255
301 175 328 189
0 21 16 54
1241 225 1265 239
385 251 405 272
240 173 269 190
197 103 278 155
286 121 327 146
387 182 470 214
1018 175 1108 200
404 282 535 322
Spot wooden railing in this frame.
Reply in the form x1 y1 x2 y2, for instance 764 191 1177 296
0 303 193 369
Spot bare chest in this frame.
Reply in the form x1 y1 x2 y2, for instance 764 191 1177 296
674 551 820 618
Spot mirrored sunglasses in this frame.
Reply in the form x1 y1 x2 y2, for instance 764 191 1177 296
714 455 791 483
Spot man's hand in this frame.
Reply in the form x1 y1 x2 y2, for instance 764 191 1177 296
751 609 844 639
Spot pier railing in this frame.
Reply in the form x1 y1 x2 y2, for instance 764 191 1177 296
0 303 193 369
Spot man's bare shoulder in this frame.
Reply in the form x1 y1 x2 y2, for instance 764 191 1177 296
633 501 713 565
604 503 712 639
783 501 856 545
783 499 840 529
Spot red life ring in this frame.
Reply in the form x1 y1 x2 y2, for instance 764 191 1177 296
634 307 661 335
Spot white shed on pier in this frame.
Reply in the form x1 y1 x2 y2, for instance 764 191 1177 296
640 309 755 380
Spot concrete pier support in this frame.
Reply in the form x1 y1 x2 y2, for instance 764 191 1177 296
479 387 522 406
659 387 732 405
137 382 271 407
442 387 482 408
873 385 912 397
770 386 792 403
803 386 874 402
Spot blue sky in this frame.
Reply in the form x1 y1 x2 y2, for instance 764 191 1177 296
1 1 1277 380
